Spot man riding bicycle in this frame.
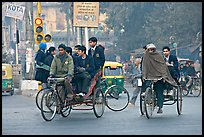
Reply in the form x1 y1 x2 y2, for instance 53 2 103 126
142 43 177 113
49 44 74 100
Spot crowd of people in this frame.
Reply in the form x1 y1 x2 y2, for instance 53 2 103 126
34 37 105 99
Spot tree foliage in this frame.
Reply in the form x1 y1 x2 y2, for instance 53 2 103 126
104 2 202 55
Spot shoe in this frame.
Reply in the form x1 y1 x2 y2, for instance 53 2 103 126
167 90 174 96
77 92 86 97
128 103 135 107
163 90 167 96
141 92 145 97
66 93 73 100
157 107 163 113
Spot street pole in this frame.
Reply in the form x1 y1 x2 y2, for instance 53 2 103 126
76 27 81 45
15 19 19 64
25 2 35 80
66 2 70 46
85 27 89 54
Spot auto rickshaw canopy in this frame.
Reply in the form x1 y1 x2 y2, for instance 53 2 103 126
102 61 124 78
2 63 13 79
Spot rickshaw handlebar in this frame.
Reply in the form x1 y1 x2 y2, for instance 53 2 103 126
47 77 65 83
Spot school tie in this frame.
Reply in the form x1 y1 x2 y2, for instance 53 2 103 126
91 49 94 56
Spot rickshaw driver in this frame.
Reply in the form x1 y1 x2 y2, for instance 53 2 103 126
49 44 74 100
142 43 177 113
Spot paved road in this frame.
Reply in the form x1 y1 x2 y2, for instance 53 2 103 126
2 83 202 135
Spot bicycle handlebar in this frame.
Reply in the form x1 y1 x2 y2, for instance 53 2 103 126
47 77 65 83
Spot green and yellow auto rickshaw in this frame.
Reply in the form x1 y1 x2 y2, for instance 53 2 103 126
2 63 14 95
101 61 124 93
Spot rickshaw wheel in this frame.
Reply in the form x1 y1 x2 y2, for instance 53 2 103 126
176 86 182 115
139 91 145 115
93 87 105 118
105 85 129 111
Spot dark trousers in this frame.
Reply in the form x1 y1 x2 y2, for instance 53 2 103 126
64 78 73 95
141 80 165 108
75 71 91 94
153 80 165 108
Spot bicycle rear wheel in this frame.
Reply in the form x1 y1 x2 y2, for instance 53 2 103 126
105 85 129 111
41 90 57 121
144 87 155 119
93 87 105 118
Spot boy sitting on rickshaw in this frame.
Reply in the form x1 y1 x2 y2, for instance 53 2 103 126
74 45 95 96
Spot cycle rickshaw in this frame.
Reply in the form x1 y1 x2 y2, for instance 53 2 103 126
36 69 130 121
139 65 182 119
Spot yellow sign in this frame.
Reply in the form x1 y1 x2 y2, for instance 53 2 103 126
73 2 99 27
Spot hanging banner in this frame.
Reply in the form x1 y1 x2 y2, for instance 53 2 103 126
73 2 99 27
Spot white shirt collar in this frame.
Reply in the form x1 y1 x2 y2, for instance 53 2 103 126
91 45 97 50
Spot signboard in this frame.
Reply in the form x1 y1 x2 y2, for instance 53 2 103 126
73 2 99 27
5 3 25 20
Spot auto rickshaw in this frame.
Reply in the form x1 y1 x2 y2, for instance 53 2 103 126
101 61 124 93
2 63 14 95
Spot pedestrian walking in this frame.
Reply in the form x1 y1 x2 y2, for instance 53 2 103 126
129 58 142 106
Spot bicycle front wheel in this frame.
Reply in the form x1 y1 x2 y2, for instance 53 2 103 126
105 85 129 111
41 90 57 121
36 88 50 111
144 87 155 119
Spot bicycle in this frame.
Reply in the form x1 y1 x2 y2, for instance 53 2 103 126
180 71 202 97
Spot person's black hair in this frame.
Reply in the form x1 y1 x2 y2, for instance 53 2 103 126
58 44 66 50
65 46 72 55
74 44 81 49
143 45 147 50
46 47 56 56
78 45 86 53
88 37 97 43
49 47 56 52
162 46 170 51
